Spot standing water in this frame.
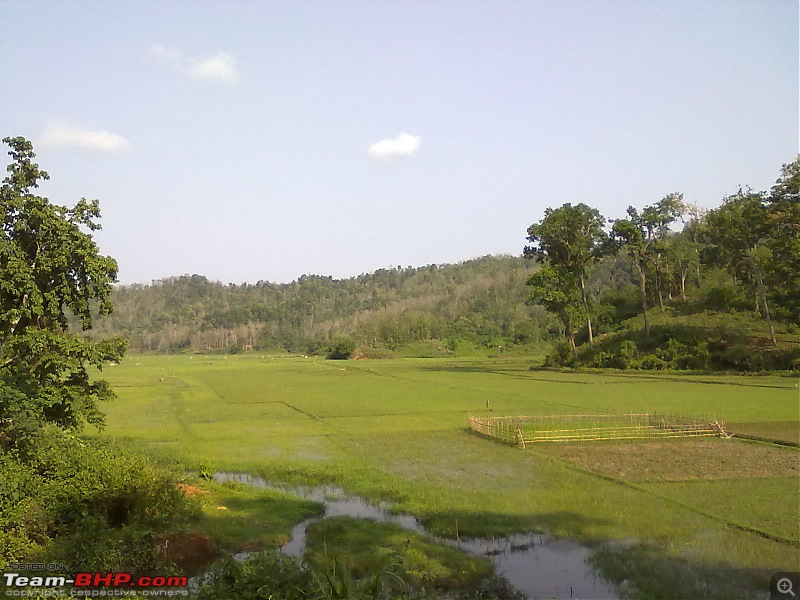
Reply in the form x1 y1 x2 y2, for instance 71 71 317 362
215 472 618 599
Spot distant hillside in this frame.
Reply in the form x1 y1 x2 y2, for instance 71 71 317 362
89 255 558 355
87 251 800 370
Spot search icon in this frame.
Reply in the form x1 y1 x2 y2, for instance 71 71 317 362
778 578 797 598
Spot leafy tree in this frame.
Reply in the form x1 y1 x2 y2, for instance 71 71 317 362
0 136 126 443
666 231 701 301
525 264 583 355
525 203 609 346
771 155 800 201
611 194 684 335
703 189 777 344
766 156 800 322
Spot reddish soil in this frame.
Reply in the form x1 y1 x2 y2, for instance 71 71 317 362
177 483 209 496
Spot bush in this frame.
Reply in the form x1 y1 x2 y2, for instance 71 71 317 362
712 345 800 371
639 353 668 370
702 281 751 312
617 340 639 369
0 426 198 569
327 334 356 360
0 453 49 562
197 551 315 600
543 342 575 368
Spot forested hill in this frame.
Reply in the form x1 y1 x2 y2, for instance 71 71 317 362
90 255 557 354
87 154 800 364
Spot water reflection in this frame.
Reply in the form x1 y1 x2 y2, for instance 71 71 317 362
215 472 618 599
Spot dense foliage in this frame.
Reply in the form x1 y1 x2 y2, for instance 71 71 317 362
0 138 195 575
529 156 800 370
89 255 557 356
524 203 609 351
0 425 196 569
0 136 127 443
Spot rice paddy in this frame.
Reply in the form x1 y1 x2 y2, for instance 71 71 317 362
95 354 800 598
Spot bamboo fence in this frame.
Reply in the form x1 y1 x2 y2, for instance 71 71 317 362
468 413 726 446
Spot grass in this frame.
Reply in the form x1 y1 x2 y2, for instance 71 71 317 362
728 421 800 444
186 478 324 552
304 517 493 591
93 354 800 598
539 438 799 481
643 477 800 543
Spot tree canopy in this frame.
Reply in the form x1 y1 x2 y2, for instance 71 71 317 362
524 203 609 345
0 136 126 443
611 194 684 335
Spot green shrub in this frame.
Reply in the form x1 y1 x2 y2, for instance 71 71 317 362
196 551 316 600
27 428 194 531
712 345 800 371
198 461 215 481
703 285 746 311
327 334 356 360
639 353 668 370
543 342 575 368
617 340 639 369
1 426 198 569
0 453 50 563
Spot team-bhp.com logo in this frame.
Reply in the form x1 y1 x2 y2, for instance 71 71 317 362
3 571 188 597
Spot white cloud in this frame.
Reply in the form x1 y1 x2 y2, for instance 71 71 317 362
367 133 422 159
190 53 239 83
40 124 130 153
149 43 240 84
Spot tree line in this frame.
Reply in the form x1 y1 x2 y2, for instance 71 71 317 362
88 256 558 355
79 156 799 365
524 156 799 367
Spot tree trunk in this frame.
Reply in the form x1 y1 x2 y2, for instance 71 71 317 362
579 272 594 346
680 269 687 301
656 278 664 311
636 261 650 336
747 256 777 346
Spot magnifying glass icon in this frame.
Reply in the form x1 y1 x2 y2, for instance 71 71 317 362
778 578 797 597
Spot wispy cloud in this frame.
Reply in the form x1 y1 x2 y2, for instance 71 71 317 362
149 43 240 84
40 123 130 153
367 133 422 159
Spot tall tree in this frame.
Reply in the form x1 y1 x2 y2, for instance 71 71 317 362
611 194 684 335
766 156 800 323
703 189 777 345
525 264 583 355
525 203 609 346
0 136 126 443
666 230 701 301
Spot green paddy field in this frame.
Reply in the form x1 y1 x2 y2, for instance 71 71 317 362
95 354 800 598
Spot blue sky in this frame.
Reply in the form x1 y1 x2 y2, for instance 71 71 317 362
2 1 797 285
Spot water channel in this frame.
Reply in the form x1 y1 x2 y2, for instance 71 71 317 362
215 472 619 599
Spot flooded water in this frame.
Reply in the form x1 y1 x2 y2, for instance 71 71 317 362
215 472 618 599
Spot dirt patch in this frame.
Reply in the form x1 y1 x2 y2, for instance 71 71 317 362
539 439 799 482
177 483 209 496
155 533 219 575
